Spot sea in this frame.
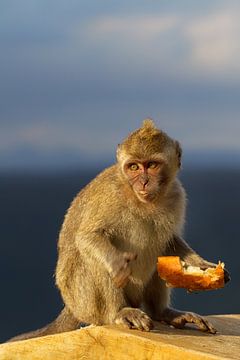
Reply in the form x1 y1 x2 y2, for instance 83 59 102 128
1 166 239 342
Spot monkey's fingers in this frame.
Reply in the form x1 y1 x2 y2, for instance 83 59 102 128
128 313 153 331
199 261 216 270
224 268 231 283
171 312 216 334
116 316 134 329
123 252 137 262
115 276 130 288
115 308 153 332
200 318 217 334
186 313 217 334
113 267 131 288
197 261 230 285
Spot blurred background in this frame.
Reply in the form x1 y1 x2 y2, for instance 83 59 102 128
1 0 240 342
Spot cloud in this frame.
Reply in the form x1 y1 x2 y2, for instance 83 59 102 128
0 115 123 155
81 6 240 82
80 14 181 76
87 15 178 40
185 8 240 75
1 1 240 165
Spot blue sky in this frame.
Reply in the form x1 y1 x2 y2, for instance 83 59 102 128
1 0 240 169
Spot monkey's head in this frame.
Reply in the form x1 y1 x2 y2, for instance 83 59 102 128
117 119 182 203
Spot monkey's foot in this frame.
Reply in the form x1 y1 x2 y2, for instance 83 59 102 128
159 308 216 334
114 307 153 331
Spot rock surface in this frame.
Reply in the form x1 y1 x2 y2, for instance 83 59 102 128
0 315 240 360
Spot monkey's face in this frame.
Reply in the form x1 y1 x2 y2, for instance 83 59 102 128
117 120 182 203
123 159 167 203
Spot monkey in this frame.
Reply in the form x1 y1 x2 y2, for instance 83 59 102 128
8 119 230 342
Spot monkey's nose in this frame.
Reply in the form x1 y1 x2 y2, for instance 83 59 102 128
140 174 149 187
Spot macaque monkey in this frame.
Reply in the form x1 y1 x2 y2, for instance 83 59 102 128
9 119 229 342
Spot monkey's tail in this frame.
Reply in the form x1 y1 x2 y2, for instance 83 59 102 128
7 307 80 342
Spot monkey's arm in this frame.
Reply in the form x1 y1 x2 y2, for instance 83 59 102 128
76 228 117 263
166 235 216 268
166 235 230 282
76 229 136 288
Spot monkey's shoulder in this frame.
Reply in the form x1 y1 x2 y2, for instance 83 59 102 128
58 165 120 242
80 164 122 199
166 178 186 204
67 164 124 216
161 178 186 232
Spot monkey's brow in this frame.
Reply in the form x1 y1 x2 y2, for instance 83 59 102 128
130 153 164 160
126 157 165 164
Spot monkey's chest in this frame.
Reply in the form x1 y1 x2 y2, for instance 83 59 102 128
123 212 175 250
118 216 174 282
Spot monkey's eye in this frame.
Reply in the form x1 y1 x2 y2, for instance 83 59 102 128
147 161 158 169
129 163 139 171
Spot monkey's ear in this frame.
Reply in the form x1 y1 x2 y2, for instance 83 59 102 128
175 141 182 168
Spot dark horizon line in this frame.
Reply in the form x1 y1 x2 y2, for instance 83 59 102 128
1 147 240 175
1 161 240 177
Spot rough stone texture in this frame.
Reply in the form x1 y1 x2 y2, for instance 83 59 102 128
0 315 240 360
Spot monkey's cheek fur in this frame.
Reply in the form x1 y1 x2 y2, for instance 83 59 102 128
157 256 225 291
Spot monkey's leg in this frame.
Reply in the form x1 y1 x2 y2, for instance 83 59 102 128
59 259 153 331
59 261 124 325
142 271 171 319
101 275 153 331
142 271 216 334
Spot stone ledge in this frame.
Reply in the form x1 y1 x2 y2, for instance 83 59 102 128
0 315 240 360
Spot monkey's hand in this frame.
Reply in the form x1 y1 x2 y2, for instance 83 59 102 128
159 308 216 334
108 252 137 288
197 260 231 284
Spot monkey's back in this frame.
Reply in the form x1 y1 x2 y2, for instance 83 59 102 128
57 165 123 243
55 166 124 279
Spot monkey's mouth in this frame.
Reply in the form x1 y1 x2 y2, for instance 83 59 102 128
138 190 149 196
137 190 156 202
138 190 155 199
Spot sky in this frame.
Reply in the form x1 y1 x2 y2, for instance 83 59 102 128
1 0 240 169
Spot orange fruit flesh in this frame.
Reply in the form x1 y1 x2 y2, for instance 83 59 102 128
157 256 225 291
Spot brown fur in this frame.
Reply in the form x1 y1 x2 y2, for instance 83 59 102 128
8 119 219 341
